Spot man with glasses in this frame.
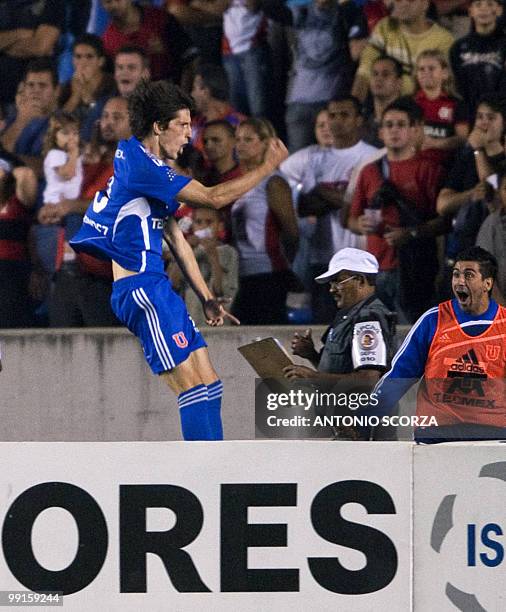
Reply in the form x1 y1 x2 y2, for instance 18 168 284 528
283 248 396 396
348 98 447 322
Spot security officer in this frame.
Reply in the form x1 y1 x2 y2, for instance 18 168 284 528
283 247 396 438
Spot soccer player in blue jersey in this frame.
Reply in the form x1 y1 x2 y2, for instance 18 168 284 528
70 80 288 440
367 246 506 442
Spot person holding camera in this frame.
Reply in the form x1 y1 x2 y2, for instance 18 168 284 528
348 98 448 322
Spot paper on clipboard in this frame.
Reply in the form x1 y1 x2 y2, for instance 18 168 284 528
238 337 294 378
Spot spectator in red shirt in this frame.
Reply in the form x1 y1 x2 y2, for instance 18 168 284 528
172 122 242 243
202 119 242 185
0 159 37 328
203 119 243 240
348 98 448 321
191 63 246 152
101 0 197 85
114 45 150 98
414 49 469 167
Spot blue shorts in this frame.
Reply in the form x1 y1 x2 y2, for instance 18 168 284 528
111 272 207 374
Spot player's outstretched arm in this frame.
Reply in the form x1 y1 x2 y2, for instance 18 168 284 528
164 217 213 303
177 138 288 210
164 218 239 326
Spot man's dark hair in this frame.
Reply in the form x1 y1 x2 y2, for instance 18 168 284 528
373 55 403 79
203 119 236 138
329 95 362 117
73 33 106 58
194 64 230 102
128 80 194 139
455 246 498 283
115 45 149 69
474 94 506 129
25 57 58 88
382 96 424 125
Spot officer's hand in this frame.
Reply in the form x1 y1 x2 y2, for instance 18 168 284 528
283 365 317 380
291 328 316 359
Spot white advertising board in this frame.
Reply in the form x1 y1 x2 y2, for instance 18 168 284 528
0 441 411 611
414 442 506 611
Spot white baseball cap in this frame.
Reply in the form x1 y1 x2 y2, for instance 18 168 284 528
315 248 379 283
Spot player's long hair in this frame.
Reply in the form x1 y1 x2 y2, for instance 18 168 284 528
128 80 195 139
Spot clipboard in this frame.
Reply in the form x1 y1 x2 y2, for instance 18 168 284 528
238 337 294 378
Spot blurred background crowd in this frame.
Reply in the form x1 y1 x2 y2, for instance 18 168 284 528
1 0 505 329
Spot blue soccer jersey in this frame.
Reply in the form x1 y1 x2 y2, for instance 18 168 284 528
70 137 191 273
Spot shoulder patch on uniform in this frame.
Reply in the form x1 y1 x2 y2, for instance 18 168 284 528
354 321 382 351
351 320 387 369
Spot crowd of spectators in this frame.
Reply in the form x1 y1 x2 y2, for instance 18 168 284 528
1 0 505 330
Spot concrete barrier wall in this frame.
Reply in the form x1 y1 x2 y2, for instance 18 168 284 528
0 327 412 441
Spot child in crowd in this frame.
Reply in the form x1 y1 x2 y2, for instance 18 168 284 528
42 111 83 208
414 49 469 166
168 207 239 327
40 111 83 274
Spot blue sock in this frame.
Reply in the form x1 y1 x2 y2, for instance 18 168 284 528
207 380 224 440
178 384 212 441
